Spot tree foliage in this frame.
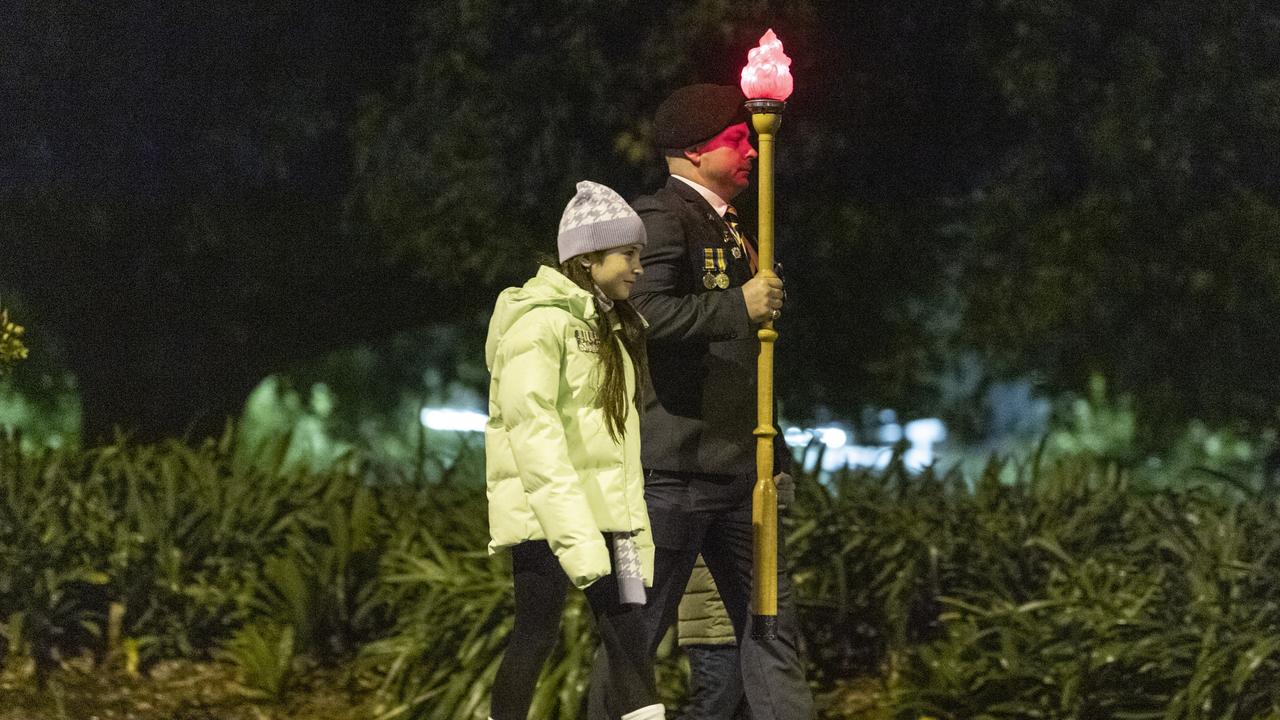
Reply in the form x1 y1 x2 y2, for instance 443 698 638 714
347 0 999 421
0 308 28 372
960 0 1280 437
1 0 414 439
347 1 824 312
3 0 1279 438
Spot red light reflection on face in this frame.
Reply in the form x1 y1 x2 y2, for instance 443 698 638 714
698 123 755 157
693 122 757 197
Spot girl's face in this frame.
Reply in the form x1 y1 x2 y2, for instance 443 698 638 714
587 244 644 300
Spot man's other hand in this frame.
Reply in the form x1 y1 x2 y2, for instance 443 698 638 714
774 472 795 510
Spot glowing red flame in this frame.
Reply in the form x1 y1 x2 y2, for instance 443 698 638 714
740 29 793 101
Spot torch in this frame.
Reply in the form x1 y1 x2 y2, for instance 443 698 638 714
740 29 793 640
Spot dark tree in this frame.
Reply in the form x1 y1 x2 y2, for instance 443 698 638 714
2 0 417 440
6 0 1278 444
958 0 1280 443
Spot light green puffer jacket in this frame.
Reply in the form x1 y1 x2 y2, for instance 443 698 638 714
484 266 654 590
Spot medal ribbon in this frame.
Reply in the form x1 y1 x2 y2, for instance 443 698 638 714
724 206 759 275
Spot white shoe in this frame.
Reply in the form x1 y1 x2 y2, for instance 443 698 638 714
621 704 665 720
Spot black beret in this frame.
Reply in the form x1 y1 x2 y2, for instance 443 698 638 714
653 84 747 150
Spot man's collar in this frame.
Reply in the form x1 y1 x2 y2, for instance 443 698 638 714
670 175 730 217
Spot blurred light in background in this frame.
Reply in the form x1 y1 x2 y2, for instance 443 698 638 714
788 416 948 473
877 409 903 443
783 426 813 447
903 418 947 470
419 404 950 475
905 418 946 447
420 407 488 433
818 426 848 449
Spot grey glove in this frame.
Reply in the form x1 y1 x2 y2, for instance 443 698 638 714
774 472 795 511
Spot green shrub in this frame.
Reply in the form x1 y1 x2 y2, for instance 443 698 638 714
0 428 394 675
360 487 516 720
217 620 296 701
7 426 1280 719
887 463 1280 719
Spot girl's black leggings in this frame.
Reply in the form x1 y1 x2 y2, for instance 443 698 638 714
490 539 657 720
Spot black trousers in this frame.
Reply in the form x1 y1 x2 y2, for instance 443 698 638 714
587 471 813 720
491 539 657 720
685 644 751 719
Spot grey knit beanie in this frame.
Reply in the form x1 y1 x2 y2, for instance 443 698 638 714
557 181 647 263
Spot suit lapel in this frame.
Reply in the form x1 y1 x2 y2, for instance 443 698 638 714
664 177 758 285
671 179 734 287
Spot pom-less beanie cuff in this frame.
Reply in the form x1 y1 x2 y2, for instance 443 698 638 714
557 181 647 263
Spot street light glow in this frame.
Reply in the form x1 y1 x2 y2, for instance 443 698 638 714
419 408 487 433
818 426 849 449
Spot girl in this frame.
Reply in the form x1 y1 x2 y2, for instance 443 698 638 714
484 181 664 720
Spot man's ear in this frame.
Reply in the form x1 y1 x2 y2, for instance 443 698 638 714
580 257 593 269
683 147 701 165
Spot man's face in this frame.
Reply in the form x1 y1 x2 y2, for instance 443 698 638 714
692 122 757 198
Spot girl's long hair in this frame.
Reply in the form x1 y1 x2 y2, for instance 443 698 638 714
559 256 649 442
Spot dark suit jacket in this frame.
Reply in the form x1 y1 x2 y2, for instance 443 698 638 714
630 176 790 477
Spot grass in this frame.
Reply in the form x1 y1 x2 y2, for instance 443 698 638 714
0 657 375 720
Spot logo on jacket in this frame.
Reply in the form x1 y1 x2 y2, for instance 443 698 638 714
575 329 601 353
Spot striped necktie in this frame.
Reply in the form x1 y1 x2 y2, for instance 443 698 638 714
724 206 759 274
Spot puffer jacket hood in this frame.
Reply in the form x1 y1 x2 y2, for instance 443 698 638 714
485 265 595 371
483 265 654 590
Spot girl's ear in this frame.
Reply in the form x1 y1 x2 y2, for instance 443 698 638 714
580 258 593 269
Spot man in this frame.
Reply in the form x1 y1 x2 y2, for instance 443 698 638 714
589 83 812 719
678 556 750 719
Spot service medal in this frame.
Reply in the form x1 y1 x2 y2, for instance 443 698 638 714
714 273 730 290
702 247 720 289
